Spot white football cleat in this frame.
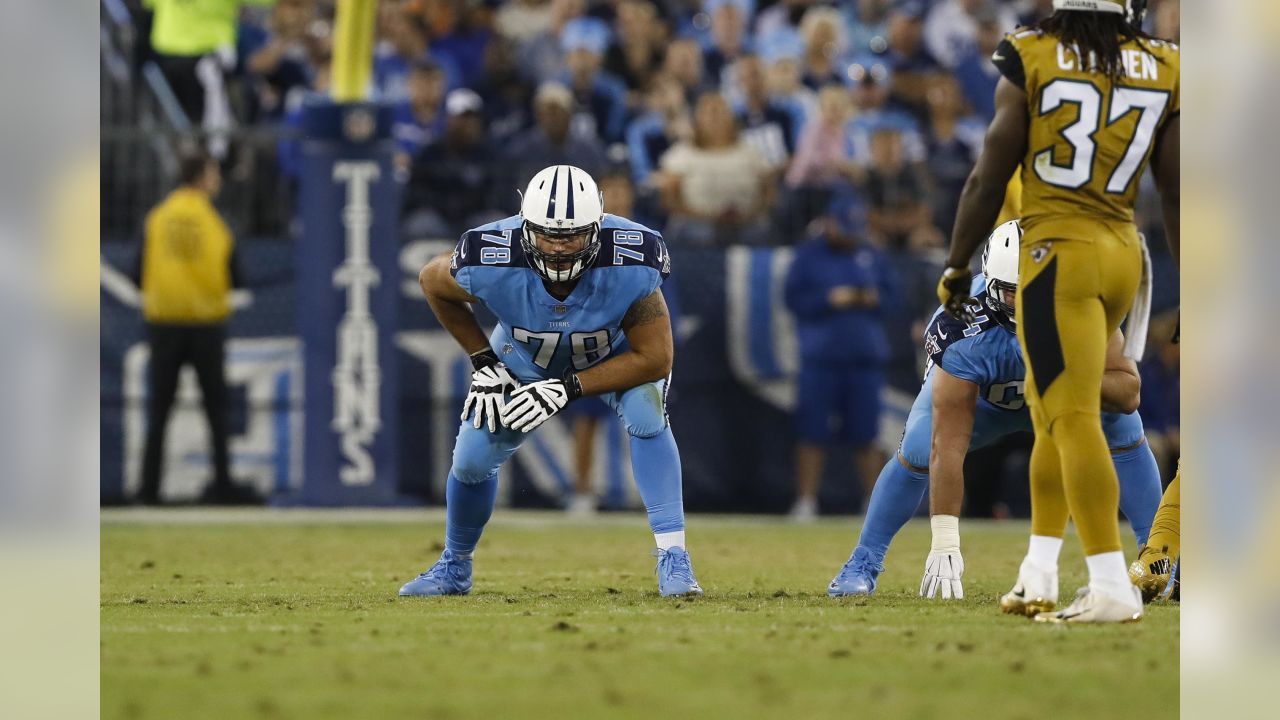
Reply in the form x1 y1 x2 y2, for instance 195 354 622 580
920 551 965 600
1033 584 1143 624
1000 557 1059 617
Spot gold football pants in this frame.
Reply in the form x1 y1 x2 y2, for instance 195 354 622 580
1016 221 1142 556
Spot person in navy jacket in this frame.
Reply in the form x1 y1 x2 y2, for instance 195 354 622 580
784 191 899 520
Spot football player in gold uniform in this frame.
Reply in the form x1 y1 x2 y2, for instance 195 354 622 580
936 0 1179 623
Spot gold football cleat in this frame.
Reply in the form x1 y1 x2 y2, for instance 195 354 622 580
1129 546 1173 604
1000 585 1056 617
1000 559 1059 618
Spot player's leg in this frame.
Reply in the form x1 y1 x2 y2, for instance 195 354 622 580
829 395 931 597
846 365 886 512
610 378 702 596
1130 466 1179 602
1019 234 1144 622
999 403 1068 616
1111 441 1163 547
399 421 526 597
139 325 184 504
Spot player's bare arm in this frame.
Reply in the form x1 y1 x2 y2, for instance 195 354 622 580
1152 113 1180 266
1100 329 1141 415
575 289 674 396
938 78 1028 318
928 368 979 517
420 253 490 356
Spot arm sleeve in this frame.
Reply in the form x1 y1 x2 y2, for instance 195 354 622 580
992 38 1026 91
448 233 476 296
936 338 988 385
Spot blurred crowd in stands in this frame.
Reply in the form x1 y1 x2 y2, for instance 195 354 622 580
129 0 1180 249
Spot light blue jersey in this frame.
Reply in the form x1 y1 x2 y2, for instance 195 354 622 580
898 280 1146 469
451 214 670 383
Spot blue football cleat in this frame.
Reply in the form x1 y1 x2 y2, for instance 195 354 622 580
828 546 885 597
654 547 704 597
399 549 473 596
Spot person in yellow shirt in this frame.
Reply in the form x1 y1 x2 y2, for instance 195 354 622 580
136 149 258 505
143 0 277 133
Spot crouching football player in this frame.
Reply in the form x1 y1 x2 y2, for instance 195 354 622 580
399 165 702 598
828 222 1162 606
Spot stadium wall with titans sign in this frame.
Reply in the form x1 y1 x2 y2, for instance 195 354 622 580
101 241 919 512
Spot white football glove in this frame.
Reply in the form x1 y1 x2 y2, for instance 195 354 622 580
499 379 573 433
461 363 520 433
920 551 965 600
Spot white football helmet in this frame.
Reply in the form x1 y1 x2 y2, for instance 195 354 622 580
1051 0 1148 25
519 165 604 282
980 220 1022 323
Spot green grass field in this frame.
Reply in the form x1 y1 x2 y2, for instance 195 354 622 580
101 510 1178 720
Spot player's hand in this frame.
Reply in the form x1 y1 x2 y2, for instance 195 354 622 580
500 379 573 433
937 266 975 323
920 551 965 600
461 363 520 433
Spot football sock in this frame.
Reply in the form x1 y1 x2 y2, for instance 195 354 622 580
858 459 928 559
1086 550 1135 600
630 427 686 538
1145 469 1180 558
1027 535 1063 571
444 472 498 558
930 515 960 554
1112 442 1163 546
654 531 686 550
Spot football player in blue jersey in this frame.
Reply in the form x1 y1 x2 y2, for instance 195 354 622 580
828 221 1163 604
399 165 702 598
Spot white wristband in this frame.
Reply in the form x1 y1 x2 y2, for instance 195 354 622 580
930 514 961 554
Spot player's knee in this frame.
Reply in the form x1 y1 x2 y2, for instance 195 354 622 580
618 383 669 438
450 454 500 485
1047 411 1107 448
624 410 668 439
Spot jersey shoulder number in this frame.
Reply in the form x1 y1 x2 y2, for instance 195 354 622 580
451 226 524 274
923 298 1001 374
595 220 671 281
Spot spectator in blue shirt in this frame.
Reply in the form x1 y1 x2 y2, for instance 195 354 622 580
372 7 460 102
843 54 927 169
504 81 608 196
402 89 505 239
732 53 801 172
560 17 629 144
703 0 753 88
624 73 692 190
883 0 942 123
841 0 893 56
952 6 1004 122
390 59 448 176
784 191 898 520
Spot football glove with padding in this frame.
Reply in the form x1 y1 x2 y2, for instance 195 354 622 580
937 266 976 323
920 551 965 600
499 375 581 433
461 349 520 433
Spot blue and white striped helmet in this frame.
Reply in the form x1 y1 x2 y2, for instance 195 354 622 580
519 165 604 282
